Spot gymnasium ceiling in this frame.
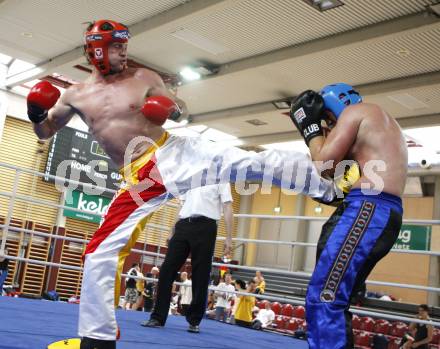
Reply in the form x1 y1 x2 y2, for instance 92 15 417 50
0 0 440 148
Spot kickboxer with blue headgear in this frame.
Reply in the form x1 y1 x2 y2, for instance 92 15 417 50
288 83 407 349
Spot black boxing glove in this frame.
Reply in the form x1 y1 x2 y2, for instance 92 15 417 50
289 90 325 145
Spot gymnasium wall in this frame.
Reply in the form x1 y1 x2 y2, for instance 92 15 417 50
246 186 438 304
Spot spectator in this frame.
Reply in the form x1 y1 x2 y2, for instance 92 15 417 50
205 291 216 319
234 279 256 327
151 266 160 278
151 266 160 302
124 263 140 310
179 272 192 316
254 270 265 294
214 273 235 322
133 266 145 311
252 301 275 330
142 273 155 312
401 304 433 349
0 247 9 295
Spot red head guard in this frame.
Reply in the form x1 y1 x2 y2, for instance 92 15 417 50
84 20 130 75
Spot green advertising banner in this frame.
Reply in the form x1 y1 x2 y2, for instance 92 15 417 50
64 190 111 223
393 224 431 251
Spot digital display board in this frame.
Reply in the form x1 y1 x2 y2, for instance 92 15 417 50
44 126 122 198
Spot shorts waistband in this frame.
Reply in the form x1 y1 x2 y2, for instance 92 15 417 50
119 131 169 180
345 188 402 214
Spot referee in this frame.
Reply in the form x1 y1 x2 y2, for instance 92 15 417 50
141 183 234 333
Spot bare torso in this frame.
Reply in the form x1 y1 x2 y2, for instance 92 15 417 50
348 103 408 196
67 68 165 168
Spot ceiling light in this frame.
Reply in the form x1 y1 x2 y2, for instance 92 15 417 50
304 0 344 12
396 48 410 57
179 64 218 82
179 67 201 81
21 32 33 38
314 205 323 214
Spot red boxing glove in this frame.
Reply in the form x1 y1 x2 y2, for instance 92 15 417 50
141 96 181 126
27 81 61 123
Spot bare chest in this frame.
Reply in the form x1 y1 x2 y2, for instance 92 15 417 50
72 78 150 127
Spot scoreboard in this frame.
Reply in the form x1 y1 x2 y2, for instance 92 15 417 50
44 126 121 198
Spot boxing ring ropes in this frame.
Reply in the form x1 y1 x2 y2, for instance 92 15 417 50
1 161 440 329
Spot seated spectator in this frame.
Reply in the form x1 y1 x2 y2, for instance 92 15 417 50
252 301 275 330
142 273 154 312
401 304 433 349
234 279 256 327
205 291 216 319
133 266 145 311
215 273 235 322
123 263 141 310
169 294 179 315
254 270 265 294
179 272 192 316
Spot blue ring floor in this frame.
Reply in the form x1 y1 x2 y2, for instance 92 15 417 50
0 297 308 349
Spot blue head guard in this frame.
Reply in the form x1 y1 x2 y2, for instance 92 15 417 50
320 83 362 119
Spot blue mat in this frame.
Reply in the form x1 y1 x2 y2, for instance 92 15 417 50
0 297 308 349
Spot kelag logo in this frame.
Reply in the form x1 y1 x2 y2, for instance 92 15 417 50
64 190 111 223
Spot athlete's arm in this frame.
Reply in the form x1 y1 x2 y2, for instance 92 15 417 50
31 85 77 140
139 68 189 120
308 105 362 175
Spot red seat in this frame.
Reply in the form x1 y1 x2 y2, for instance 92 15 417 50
286 318 300 332
259 300 269 309
374 319 391 335
352 314 361 330
281 304 294 317
387 336 401 349
271 302 282 315
354 331 370 347
390 322 408 337
360 317 375 332
274 315 287 332
293 305 305 319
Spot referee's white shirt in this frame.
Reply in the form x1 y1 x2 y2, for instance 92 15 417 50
178 183 233 220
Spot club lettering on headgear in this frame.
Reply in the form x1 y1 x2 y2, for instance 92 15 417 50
320 83 362 119
84 20 130 75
